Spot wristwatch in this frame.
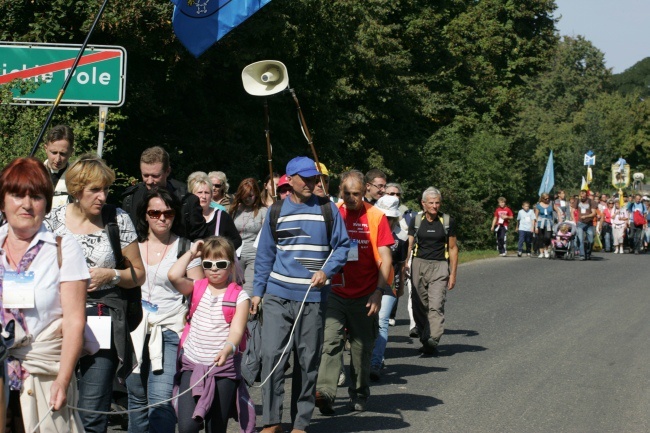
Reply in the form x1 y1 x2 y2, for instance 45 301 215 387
110 269 121 286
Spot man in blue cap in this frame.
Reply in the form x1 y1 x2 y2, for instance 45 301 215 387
252 156 350 433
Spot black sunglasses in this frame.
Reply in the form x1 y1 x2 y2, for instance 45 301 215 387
213 184 223 189
386 192 401 197
202 259 230 270
147 209 176 219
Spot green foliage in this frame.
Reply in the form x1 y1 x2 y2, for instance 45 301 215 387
1 1 648 250
612 57 650 98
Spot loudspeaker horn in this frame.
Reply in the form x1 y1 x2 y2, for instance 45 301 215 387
242 60 289 96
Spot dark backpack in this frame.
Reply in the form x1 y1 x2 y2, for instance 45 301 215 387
268 196 334 243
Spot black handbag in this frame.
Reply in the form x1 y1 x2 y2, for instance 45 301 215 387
103 205 143 332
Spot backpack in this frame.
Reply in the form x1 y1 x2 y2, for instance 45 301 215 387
268 196 334 243
179 279 248 352
412 211 451 260
102 204 143 332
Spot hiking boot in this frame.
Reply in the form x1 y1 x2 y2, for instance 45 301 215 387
369 366 381 382
409 327 420 338
349 396 367 412
419 338 439 355
315 391 335 415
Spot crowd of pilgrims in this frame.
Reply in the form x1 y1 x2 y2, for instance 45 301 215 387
0 125 434 433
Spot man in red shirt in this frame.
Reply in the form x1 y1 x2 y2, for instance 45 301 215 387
315 169 393 414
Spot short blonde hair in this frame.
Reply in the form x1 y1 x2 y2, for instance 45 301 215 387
187 171 212 194
66 153 115 198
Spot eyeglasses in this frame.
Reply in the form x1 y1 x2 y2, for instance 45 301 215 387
369 183 386 190
147 209 176 219
202 259 231 270
386 192 401 197
213 184 223 189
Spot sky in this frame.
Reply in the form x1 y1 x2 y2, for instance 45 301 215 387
554 0 650 74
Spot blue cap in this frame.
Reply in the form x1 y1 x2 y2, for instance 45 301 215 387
286 156 320 177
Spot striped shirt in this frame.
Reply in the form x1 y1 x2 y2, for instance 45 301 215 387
183 288 249 365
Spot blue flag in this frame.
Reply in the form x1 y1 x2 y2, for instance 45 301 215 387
171 0 272 57
538 150 554 197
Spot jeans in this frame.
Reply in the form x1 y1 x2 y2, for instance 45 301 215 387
126 329 179 433
631 225 645 253
517 231 533 253
77 348 119 433
577 222 594 257
495 226 507 254
601 223 613 252
371 294 397 369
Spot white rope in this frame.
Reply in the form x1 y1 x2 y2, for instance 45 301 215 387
32 250 335 429
252 250 334 388
30 405 54 433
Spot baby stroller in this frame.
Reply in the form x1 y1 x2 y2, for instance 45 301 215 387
549 221 576 260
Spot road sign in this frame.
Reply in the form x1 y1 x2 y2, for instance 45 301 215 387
0 42 126 106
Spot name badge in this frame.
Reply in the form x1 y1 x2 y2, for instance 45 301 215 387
3 270 35 309
86 316 112 349
581 208 586 214
348 240 359 261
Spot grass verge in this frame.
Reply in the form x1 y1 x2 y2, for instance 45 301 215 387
459 249 496 264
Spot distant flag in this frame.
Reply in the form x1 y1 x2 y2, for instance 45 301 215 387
586 166 593 184
171 0 273 57
581 176 589 191
584 150 595 166
538 150 554 197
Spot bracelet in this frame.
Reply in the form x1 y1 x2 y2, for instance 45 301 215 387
225 341 237 355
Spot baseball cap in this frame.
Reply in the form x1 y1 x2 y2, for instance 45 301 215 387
277 174 290 188
286 156 320 177
643 195 649 201
375 195 401 218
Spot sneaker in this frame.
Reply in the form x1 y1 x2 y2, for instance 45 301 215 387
500 253 506 257
315 391 335 415
388 318 396 327
419 337 439 355
349 396 367 412
613 249 618 254
544 251 550 258
369 366 381 382
517 252 522 257
409 327 420 338
337 370 346 387
538 253 544 258
527 253 531 257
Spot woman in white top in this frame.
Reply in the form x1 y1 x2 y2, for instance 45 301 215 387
612 201 629 253
229 178 267 296
0 157 88 432
45 154 146 433
125 187 203 433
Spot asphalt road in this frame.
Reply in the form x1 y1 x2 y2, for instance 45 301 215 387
110 251 650 432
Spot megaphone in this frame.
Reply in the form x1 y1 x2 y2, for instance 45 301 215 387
241 60 289 96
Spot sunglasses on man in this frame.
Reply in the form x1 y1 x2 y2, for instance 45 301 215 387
202 260 231 270
146 209 176 219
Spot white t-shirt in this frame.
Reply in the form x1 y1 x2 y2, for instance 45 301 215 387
183 288 249 365
517 209 535 232
139 238 200 314
0 224 89 338
45 205 138 291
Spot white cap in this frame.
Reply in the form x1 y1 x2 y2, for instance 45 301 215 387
375 195 401 218
643 195 649 201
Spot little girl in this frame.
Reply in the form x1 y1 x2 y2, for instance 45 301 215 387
168 236 253 433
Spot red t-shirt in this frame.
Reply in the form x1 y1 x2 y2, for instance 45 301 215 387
494 206 514 227
334 206 394 299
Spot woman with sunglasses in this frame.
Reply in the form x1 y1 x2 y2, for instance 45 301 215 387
188 172 242 251
229 178 267 296
125 188 204 433
45 153 146 433
209 171 233 209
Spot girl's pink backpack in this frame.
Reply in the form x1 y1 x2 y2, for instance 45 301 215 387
179 278 248 352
